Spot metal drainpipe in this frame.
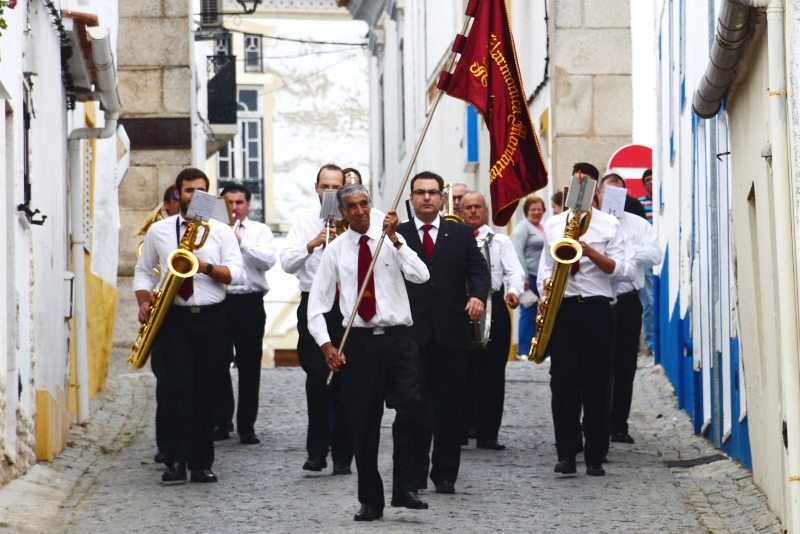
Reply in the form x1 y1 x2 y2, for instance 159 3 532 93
69 26 122 424
736 1 800 531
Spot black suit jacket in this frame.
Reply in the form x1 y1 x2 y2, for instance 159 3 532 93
397 217 491 351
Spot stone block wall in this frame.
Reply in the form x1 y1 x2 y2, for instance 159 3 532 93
115 1 193 348
549 0 632 187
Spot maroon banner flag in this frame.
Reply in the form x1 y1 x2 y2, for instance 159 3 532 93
438 0 548 226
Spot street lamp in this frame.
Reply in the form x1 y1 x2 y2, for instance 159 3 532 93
237 0 262 14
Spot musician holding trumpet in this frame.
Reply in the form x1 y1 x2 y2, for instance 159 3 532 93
308 183 430 521
133 168 245 484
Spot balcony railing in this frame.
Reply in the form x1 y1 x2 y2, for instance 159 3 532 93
207 55 237 125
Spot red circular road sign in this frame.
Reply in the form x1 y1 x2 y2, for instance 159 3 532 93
607 144 653 199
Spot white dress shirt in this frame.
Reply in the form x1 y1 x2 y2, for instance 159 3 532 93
228 216 278 295
281 208 385 292
475 225 525 296
414 215 439 244
307 225 430 347
615 212 662 295
537 208 625 299
134 214 246 306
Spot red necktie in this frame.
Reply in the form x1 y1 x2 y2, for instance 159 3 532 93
178 222 194 300
570 261 580 276
474 231 479 237
421 224 434 261
357 235 376 321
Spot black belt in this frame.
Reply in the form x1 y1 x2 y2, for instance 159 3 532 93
226 291 266 298
170 302 224 314
348 325 409 337
615 290 639 302
562 295 613 304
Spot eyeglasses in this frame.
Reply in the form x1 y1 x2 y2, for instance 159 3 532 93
412 189 442 197
171 193 179 201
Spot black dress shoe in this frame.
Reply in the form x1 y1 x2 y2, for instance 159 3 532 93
554 458 577 474
353 504 383 522
302 457 327 472
190 469 218 483
391 491 429 509
154 451 167 464
161 463 187 484
434 481 455 494
586 464 606 476
239 432 260 445
610 431 635 444
476 440 506 450
213 427 230 441
332 463 352 475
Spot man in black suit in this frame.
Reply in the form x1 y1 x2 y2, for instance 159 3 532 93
396 171 491 494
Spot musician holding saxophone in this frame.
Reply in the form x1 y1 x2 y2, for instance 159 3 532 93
134 168 245 485
460 192 525 451
536 163 626 478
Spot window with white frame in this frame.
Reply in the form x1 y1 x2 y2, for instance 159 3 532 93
245 34 263 72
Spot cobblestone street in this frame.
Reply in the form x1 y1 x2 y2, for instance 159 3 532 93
0 353 783 533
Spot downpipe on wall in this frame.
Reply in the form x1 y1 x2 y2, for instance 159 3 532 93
68 26 122 424
737 0 800 530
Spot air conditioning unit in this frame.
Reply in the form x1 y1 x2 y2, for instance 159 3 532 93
200 0 223 28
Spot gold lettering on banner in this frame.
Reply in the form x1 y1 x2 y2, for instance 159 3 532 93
470 61 489 88
485 33 527 184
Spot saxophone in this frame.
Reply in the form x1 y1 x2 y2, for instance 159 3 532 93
128 220 210 369
528 208 591 363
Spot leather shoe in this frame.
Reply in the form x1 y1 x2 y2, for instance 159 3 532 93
161 463 187 484
476 440 506 450
302 457 327 472
213 427 230 441
190 469 218 483
239 432 260 445
353 504 383 522
586 464 605 476
154 451 167 464
434 481 455 494
332 463 352 475
391 491 429 509
554 458 577 474
610 431 635 444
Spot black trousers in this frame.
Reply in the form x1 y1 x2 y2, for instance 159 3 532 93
415 336 468 487
296 292 353 465
477 292 512 443
549 298 615 466
214 292 266 435
610 291 644 434
341 330 425 508
153 303 229 470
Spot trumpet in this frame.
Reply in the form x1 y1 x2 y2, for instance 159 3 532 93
442 183 464 224
528 209 591 363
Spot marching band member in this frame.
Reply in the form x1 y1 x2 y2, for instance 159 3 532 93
213 184 278 445
396 172 490 495
460 192 525 451
281 164 354 475
134 168 245 484
597 174 662 445
537 163 625 477
308 183 430 521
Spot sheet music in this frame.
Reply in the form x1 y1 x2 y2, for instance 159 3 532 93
564 175 596 212
210 197 234 225
600 185 627 219
186 190 217 222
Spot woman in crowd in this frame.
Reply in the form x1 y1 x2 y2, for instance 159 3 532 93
511 195 546 359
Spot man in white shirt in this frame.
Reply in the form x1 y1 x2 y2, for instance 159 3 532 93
212 184 278 445
460 192 525 451
281 164 355 474
308 183 430 521
537 162 626 477
134 168 245 484
597 175 663 445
